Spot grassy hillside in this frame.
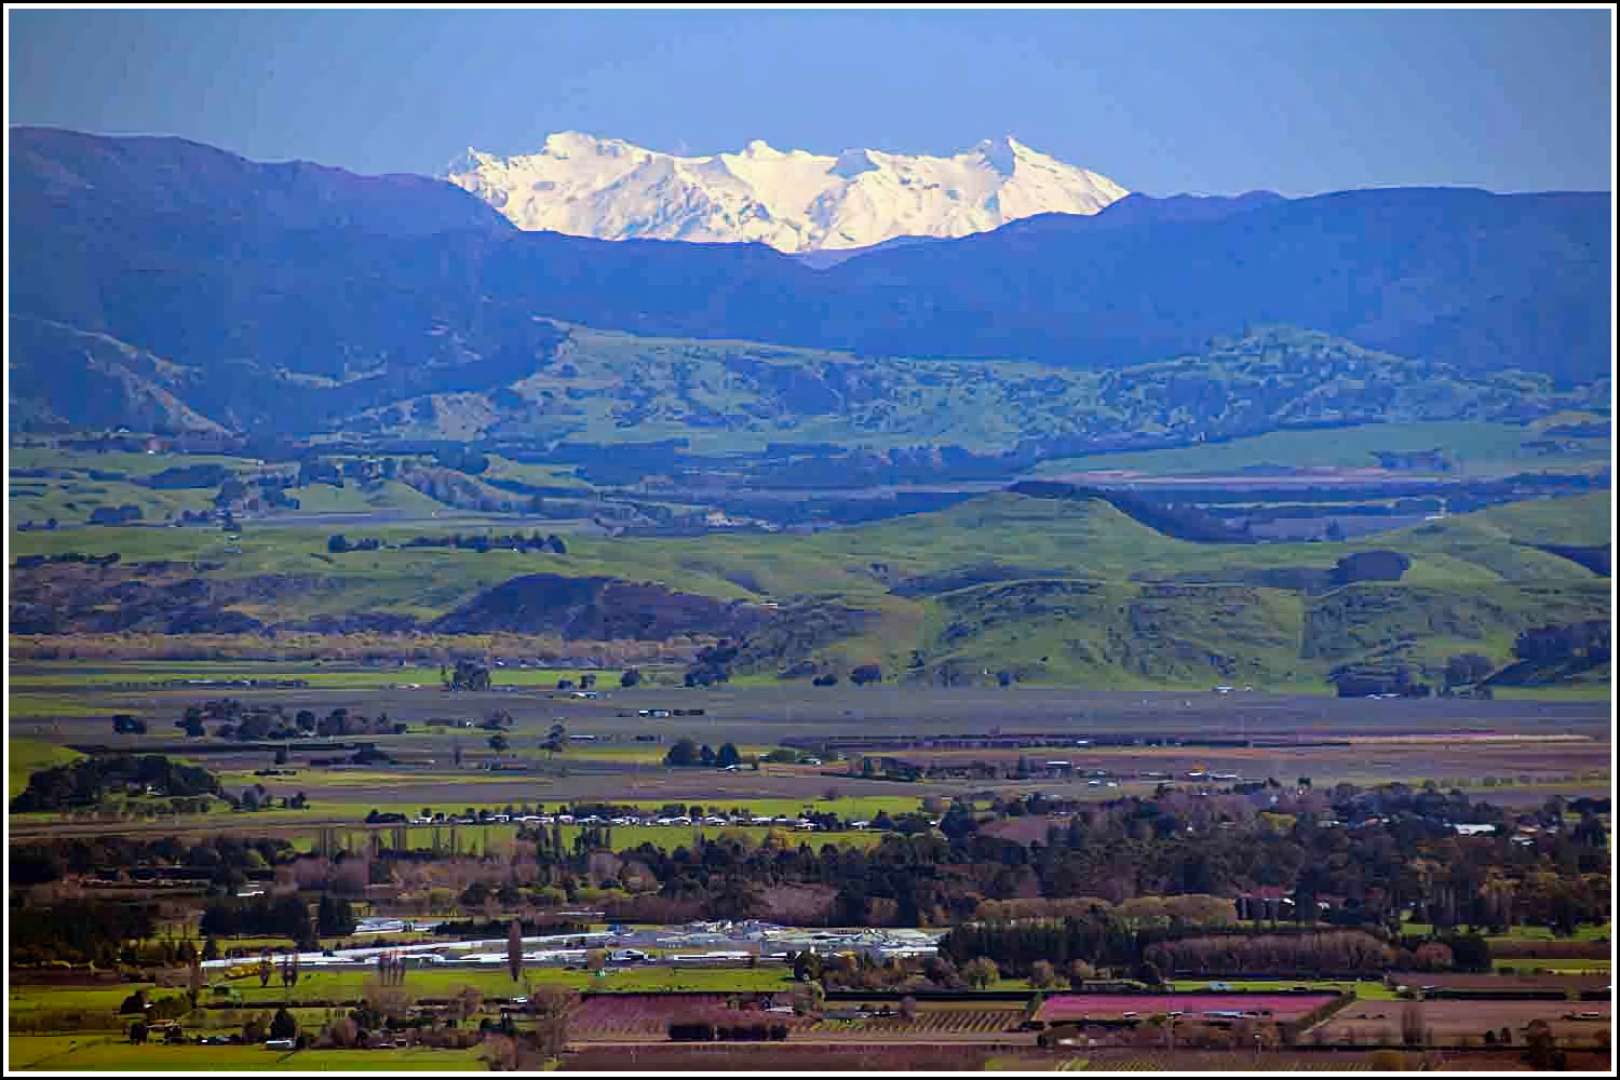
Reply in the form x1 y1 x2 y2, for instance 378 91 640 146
9 489 1609 691
1034 420 1611 478
1472 491 1612 547
17 317 1606 454
915 580 1314 690
343 323 1609 455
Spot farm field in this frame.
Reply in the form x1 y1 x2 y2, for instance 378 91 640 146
1386 972 1610 992
7 668 1610 848
1165 980 1399 1001
1038 993 1339 1023
560 1042 1032 1070
4 663 626 691
1315 999 1612 1048
8 967 799 1030
570 993 739 1038
261 964 789 1002
802 1003 1024 1038
6 1034 487 1071
13 665 1609 740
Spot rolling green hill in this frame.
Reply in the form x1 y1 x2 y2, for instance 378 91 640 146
9 489 1609 693
339 323 1610 455
14 316 1608 455
1033 418 1611 478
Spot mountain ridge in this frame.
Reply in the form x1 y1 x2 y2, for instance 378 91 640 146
8 127 1612 407
446 131 1129 251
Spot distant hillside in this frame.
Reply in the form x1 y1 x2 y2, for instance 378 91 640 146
348 323 1605 453
10 314 1605 454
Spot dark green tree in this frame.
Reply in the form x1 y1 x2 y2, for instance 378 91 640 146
664 738 700 767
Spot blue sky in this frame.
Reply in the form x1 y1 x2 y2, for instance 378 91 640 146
8 7 1613 195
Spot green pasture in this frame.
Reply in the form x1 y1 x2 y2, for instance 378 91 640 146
1031 421 1610 479
8 984 156 1017
7 738 84 800
190 963 793 1007
1489 959 1611 974
6 663 622 691
1165 979 1398 1000
6 1035 486 1072
1483 922 1611 943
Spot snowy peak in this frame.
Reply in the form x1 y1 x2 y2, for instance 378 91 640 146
446 134 1129 252
974 135 1021 176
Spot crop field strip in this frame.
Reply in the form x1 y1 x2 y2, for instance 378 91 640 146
802 1007 1022 1037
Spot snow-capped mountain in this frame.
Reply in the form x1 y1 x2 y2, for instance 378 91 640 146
446 133 1129 252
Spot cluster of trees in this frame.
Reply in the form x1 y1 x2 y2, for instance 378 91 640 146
683 641 739 687
112 713 148 734
297 458 347 486
9 834 295 888
120 988 192 1023
1331 664 1433 698
9 900 157 966
770 665 879 688
1442 653 1495 691
1142 930 1399 976
663 738 744 768
409 531 566 554
15 551 121 568
668 1014 790 1042
796 949 996 994
1331 549 1412 585
141 462 233 489
850 664 883 685
1513 620 1611 665
174 700 404 740
973 894 1237 927
445 659 492 691
941 920 1490 982
10 754 220 813
88 504 143 524
432 447 490 475
328 531 568 555
200 894 330 948
317 894 359 936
